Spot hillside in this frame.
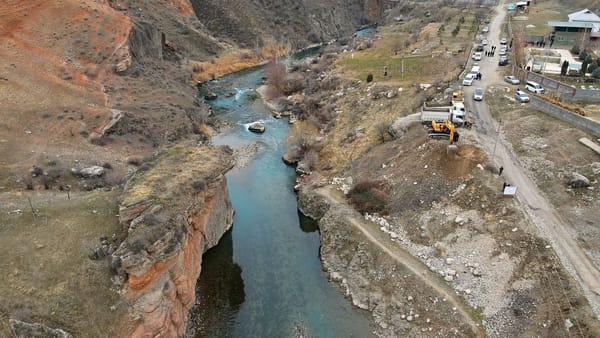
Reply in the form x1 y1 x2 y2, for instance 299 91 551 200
0 0 384 336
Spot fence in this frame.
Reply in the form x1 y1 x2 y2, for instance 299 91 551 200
520 70 600 103
530 96 600 136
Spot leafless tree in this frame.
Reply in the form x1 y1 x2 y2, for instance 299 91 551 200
265 60 287 99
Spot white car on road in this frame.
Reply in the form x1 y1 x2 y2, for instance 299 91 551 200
463 74 475 86
500 37 508 44
504 75 520 85
472 52 482 61
473 88 484 101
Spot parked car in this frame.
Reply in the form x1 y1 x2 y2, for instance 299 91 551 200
463 74 475 86
475 45 484 52
472 52 482 61
473 88 484 101
525 80 545 94
515 90 530 102
499 48 507 56
498 56 508 66
500 37 508 44
482 38 489 45
504 75 520 85
482 26 489 33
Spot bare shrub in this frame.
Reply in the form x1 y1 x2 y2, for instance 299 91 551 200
347 179 388 215
22 176 34 190
265 60 287 99
127 157 142 166
289 131 321 156
303 149 319 171
284 76 305 95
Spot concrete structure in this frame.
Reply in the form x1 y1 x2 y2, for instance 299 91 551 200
548 9 600 46
530 96 600 136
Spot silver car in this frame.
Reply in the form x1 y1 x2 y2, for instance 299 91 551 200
504 75 520 85
515 90 530 102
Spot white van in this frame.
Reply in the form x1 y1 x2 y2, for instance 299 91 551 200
525 81 545 94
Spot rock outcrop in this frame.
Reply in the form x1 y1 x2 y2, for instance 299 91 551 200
112 143 234 337
297 187 477 337
9 320 73 338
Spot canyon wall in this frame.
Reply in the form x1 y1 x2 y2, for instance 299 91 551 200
112 143 234 337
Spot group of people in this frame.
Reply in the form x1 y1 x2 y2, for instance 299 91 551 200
485 45 498 57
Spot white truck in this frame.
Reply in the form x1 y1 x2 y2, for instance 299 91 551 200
420 101 466 126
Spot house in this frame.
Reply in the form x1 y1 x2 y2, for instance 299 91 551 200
548 9 600 45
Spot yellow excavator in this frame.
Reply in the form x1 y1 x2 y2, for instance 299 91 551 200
429 120 459 144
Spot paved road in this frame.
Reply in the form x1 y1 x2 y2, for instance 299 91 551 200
465 0 600 316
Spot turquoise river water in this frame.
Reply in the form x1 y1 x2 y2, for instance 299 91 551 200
186 68 374 337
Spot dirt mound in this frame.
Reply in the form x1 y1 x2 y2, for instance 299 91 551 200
438 144 487 179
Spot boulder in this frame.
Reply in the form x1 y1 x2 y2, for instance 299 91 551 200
282 151 300 165
204 92 217 100
296 161 311 175
9 319 73 338
567 172 590 188
248 122 265 134
591 162 600 175
79 166 106 178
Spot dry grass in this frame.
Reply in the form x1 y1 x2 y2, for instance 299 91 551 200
191 44 288 82
0 190 126 337
336 13 475 85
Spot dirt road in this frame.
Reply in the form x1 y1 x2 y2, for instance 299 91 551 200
317 187 486 337
469 0 600 315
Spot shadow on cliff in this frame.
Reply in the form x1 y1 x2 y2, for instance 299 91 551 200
298 211 319 233
186 230 244 337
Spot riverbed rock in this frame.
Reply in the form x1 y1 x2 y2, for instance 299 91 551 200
282 150 301 165
248 122 265 133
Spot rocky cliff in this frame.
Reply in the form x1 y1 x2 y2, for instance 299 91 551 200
189 0 384 50
112 143 234 337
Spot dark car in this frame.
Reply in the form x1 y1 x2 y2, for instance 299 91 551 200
476 45 484 52
498 56 508 66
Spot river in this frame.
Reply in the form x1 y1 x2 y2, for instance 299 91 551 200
186 67 374 337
